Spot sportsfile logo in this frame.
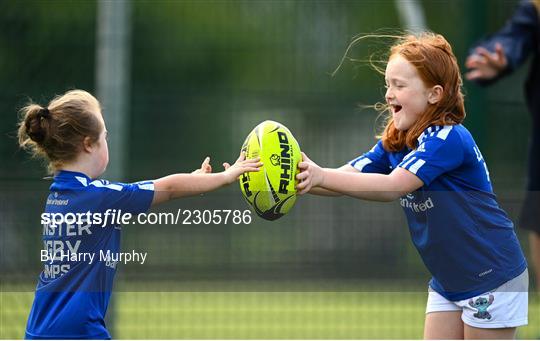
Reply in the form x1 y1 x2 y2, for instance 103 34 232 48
399 193 434 213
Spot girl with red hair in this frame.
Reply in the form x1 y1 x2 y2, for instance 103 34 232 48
297 33 528 339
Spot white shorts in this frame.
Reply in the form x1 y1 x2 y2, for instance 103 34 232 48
426 269 528 328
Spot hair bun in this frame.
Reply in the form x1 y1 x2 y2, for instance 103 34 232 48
26 109 48 144
39 107 50 119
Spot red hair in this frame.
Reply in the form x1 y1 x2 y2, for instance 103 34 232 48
380 33 466 151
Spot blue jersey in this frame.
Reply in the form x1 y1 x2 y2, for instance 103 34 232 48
350 124 527 301
25 170 154 339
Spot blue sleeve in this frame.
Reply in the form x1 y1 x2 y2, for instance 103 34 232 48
90 179 155 214
349 140 392 174
470 0 539 84
398 126 464 186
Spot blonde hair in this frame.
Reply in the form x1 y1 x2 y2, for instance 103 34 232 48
18 90 103 172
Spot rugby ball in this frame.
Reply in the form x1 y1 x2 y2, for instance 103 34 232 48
240 120 301 221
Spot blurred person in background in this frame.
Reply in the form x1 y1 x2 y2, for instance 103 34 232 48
465 0 540 291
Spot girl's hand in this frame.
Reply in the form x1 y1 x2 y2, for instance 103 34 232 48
222 152 262 185
465 43 507 81
296 152 324 195
192 156 212 174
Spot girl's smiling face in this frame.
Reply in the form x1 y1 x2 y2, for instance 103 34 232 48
385 54 433 131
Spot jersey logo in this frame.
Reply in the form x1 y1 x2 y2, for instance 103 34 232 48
468 294 494 320
399 195 434 213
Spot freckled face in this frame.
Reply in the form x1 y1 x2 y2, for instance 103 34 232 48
385 54 431 131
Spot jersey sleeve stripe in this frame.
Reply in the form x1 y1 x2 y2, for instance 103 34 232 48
136 183 154 191
403 150 415 161
75 176 88 187
89 180 123 191
351 157 373 171
407 159 426 174
417 132 426 144
436 125 453 140
400 156 417 169
418 126 446 144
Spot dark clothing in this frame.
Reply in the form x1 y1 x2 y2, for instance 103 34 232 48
471 0 540 232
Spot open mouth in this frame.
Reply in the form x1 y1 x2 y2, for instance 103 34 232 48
392 105 402 113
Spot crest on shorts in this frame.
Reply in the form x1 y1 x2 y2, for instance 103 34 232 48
468 294 494 320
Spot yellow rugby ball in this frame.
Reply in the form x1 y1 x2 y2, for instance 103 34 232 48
240 120 301 221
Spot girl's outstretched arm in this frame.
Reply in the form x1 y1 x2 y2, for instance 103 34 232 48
297 153 422 202
152 153 261 205
308 164 358 197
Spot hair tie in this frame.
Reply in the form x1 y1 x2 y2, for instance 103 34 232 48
39 107 50 119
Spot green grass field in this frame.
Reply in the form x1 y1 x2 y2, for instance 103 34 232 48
1 288 539 339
